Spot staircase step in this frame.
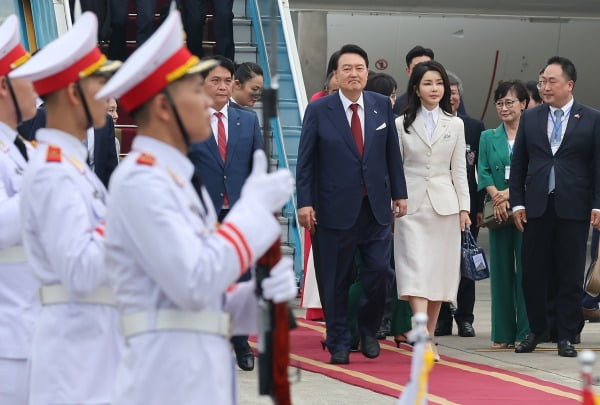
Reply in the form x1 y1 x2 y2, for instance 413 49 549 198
281 244 294 257
279 216 289 244
233 0 246 18
124 16 252 51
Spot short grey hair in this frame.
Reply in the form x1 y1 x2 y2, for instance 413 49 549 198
446 70 463 95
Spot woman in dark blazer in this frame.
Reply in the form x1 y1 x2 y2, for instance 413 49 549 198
477 81 530 348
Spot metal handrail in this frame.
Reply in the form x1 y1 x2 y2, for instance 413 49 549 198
277 0 308 119
248 0 303 276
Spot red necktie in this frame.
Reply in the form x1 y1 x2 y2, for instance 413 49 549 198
215 112 227 163
350 104 363 156
215 112 229 207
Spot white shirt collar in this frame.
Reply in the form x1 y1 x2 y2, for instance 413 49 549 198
36 128 88 162
339 90 364 112
131 135 194 180
209 103 229 119
549 97 574 116
0 121 17 143
420 104 441 123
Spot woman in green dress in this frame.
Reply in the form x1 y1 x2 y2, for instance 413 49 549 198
478 80 531 348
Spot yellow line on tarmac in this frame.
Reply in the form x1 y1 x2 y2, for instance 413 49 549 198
295 320 581 401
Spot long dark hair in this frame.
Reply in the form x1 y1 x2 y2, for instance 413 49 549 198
402 60 452 133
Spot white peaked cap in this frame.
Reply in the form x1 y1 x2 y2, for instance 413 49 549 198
96 10 217 111
0 15 30 76
9 12 114 96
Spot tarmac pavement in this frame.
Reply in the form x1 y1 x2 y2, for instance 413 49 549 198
238 228 600 404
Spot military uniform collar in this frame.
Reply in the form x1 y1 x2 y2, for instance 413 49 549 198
36 128 87 162
132 135 194 180
0 120 18 144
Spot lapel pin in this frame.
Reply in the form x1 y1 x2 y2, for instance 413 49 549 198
374 110 378 114
236 122 240 126
574 114 581 119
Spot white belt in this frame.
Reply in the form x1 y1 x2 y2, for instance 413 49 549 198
121 309 231 339
0 245 27 263
40 285 117 306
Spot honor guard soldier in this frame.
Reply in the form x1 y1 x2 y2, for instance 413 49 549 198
96 10 297 405
0 15 39 405
10 12 122 405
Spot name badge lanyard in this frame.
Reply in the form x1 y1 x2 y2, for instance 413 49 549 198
549 107 570 152
505 126 513 181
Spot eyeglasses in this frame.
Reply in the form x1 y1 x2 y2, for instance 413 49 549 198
537 79 564 89
495 99 520 109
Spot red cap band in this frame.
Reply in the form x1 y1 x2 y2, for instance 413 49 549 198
119 47 194 112
0 43 29 76
33 47 104 96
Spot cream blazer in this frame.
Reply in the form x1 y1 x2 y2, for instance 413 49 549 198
395 111 470 215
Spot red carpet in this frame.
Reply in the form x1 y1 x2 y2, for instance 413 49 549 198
252 319 583 404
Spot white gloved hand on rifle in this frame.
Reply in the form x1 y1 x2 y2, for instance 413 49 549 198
241 149 294 214
261 257 297 303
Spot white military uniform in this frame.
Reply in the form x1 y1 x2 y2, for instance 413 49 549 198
106 136 279 405
10 12 123 403
20 129 121 404
0 121 39 405
99 10 295 404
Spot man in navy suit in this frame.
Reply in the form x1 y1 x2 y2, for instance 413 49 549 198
188 55 262 371
510 56 600 357
181 0 235 61
108 0 158 61
18 106 118 188
297 44 407 364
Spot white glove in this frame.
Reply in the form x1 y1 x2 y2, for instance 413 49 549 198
241 150 294 213
261 257 297 303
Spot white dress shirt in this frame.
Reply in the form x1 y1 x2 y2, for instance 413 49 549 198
421 105 440 141
210 104 229 143
547 97 573 154
339 90 365 140
512 97 575 213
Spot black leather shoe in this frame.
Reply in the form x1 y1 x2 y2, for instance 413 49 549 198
360 335 380 359
330 351 350 364
457 322 476 337
557 340 578 357
434 321 452 337
376 318 391 340
234 345 255 371
515 333 540 353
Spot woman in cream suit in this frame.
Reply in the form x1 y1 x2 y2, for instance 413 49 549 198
394 61 470 359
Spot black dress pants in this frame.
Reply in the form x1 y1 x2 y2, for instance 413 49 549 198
521 195 587 342
181 0 235 60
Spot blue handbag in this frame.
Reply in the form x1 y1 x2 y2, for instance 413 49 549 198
460 229 490 281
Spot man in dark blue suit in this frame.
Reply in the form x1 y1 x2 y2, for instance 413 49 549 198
181 0 235 61
510 56 600 357
188 56 262 371
18 106 118 188
297 44 407 365
108 0 158 61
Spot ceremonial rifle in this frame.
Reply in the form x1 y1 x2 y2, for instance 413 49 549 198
255 0 295 403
